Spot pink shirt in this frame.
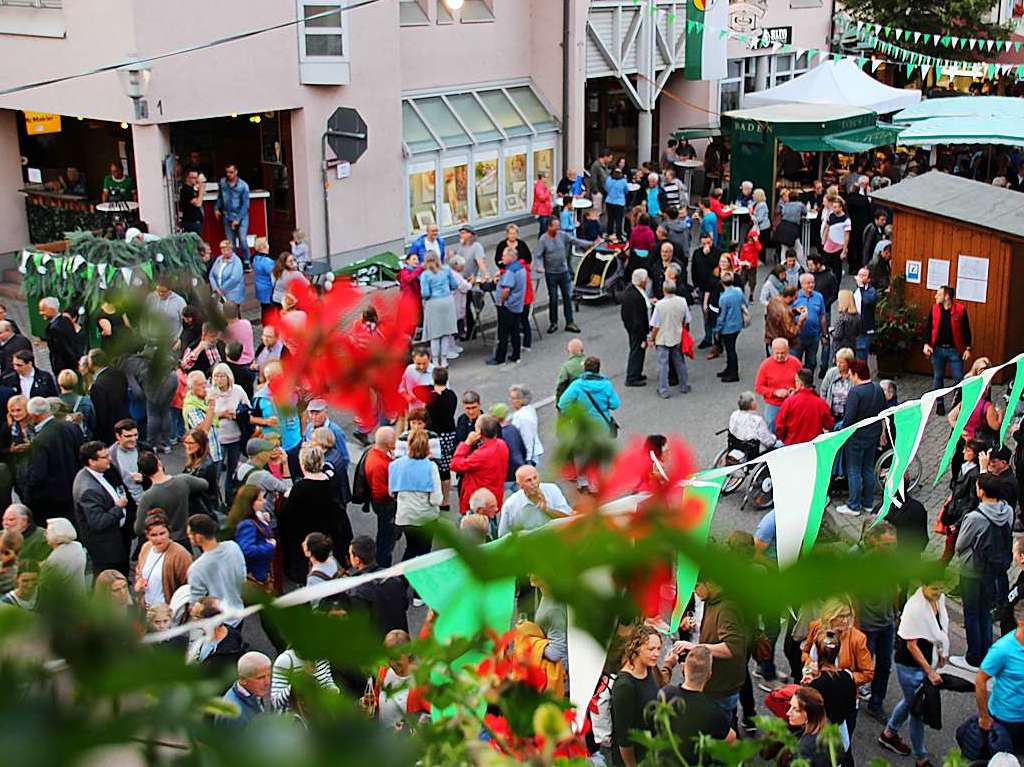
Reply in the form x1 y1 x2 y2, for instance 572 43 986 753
225 318 255 365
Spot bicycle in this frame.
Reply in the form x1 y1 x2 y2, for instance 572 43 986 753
712 429 774 511
874 448 923 494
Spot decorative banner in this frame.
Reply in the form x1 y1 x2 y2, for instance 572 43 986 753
568 606 608 730
140 262 154 281
684 0 727 81
70 255 86 273
933 366 998 483
120 266 134 286
96 262 108 289
1000 358 1024 447
18 250 31 274
802 428 857 556
670 476 727 631
876 394 938 524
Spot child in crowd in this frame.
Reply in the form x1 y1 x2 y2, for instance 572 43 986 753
290 229 311 271
581 209 603 241
559 196 577 237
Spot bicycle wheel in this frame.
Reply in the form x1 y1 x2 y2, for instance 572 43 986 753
903 455 923 493
713 448 746 495
875 449 924 494
748 463 774 511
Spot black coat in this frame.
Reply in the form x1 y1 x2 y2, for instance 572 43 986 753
90 367 130 445
72 466 131 567
846 192 873 265
620 285 651 335
0 334 32 378
1 369 58 399
347 565 410 637
279 477 353 584
690 245 721 291
45 315 81 377
493 239 532 270
22 418 84 522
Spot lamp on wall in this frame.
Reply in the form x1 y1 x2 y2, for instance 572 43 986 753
444 0 464 9
116 58 152 121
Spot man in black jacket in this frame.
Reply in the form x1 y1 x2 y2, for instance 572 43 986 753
0 321 31 378
72 441 131 576
88 349 130 446
620 269 651 387
345 535 409 638
690 232 721 348
837 360 886 516
1 350 57 399
22 396 83 525
862 209 887 268
37 297 79 377
845 176 873 271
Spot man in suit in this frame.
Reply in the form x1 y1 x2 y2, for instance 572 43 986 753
853 267 877 362
620 268 651 388
37 297 79 377
0 321 32 378
88 349 130 446
72 440 131 576
1 350 57 399
22 396 83 525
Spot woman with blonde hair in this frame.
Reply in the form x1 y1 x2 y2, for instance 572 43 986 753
751 187 772 261
801 597 874 687
388 430 442 562
830 290 861 362
419 250 460 368
271 251 308 308
211 362 251 501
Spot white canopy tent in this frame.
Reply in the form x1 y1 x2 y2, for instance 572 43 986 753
744 58 921 114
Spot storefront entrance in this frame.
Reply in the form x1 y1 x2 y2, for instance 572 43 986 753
169 112 296 254
584 77 661 168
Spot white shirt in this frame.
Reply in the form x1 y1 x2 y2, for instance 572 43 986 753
87 467 125 526
18 373 32 398
728 410 777 450
510 405 544 462
497 483 572 537
424 238 441 256
140 548 166 606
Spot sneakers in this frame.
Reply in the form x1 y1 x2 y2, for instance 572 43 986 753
485 358 502 366
547 324 559 334
877 729 912 756
858 684 872 701
679 385 692 394
835 504 863 516
948 655 980 673
565 323 581 333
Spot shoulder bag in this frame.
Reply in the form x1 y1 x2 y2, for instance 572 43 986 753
582 389 620 438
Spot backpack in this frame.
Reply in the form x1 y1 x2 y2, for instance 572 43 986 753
350 446 373 511
972 514 1013 577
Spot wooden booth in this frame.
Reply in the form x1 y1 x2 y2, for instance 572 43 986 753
872 171 1024 375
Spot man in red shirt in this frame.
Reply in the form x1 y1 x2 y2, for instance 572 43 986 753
450 416 509 515
363 426 397 567
775 368 834 446
754 338 804 433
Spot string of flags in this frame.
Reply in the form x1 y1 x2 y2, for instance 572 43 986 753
626 0 1024 82
18 249 154 285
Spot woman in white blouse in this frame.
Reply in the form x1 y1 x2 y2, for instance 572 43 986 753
509 384 544 466
211 363 251 502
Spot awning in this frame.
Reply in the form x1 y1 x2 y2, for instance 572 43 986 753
672 126 721 140
892 96 1024 125
896 117 1024 147
779 123 903 153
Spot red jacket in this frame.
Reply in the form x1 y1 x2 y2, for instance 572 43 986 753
775 387 835 446
532 180 553 217
363 446 393 503
710 198 733 234
928 302 969 353
450 438 510 514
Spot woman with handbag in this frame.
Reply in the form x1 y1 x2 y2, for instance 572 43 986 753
805 632 858 763
801 598 874 689
211 363 251 504
229 485 277 594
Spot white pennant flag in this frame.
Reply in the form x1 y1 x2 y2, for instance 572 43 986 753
987 39 995 51
70 255 86 273
914 31 922 43
568 607 608 730
18 250 31 274
765 444 817 567
871 58 883 71
921 64 932 78
96 262 108 289
120 267 134 286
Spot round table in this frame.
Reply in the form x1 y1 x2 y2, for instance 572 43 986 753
572 198 593 210
674 159 703 203
95 201 140 213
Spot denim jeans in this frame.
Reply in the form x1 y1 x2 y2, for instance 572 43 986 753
545 271 574 326
931 345 964 409
863 623 895 712
170 408 185 442
961 574 997 666
712 691 740 730
372 497 398 568
845 439 877 511
855 334 872 361
536 215 551 238
656 345 688 396
224 216 251 266
797 335 821 376
764 404 781 433
721 332 739 377
887 663 928 758
222 441 242 503
494 306 522 363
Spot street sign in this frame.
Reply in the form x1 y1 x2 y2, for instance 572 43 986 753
326 107 368 163
24 111 61 135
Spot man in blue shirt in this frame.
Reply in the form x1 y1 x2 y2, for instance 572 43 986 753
487 247 526 366
697 199 719 247
714 272 746 383
792 273 828 378
976 601 1024 747
215 164 252 270
303 398 350 474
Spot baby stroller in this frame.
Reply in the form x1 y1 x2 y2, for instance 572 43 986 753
572 241 622 309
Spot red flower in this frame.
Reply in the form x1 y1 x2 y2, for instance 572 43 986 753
268 279 416 426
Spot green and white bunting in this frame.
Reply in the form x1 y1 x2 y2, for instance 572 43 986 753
933 367 998 483
876 397 932 523
684 0 727 80
1001 358 1024 447
670 476 727 631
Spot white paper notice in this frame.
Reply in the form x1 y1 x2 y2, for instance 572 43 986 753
926 258 950 290
956 254 989 304
27 167 42 184
905 260 922 284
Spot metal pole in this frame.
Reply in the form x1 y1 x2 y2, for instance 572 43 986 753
561 0 571 170
321 132 331 260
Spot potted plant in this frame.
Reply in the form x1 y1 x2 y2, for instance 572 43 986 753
873 275 922 376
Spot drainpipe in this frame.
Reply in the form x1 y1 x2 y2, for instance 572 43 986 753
321 127 366 261
561 0 571 168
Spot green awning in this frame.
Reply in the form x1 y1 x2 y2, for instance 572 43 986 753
779 123 902 153
673 126 721 140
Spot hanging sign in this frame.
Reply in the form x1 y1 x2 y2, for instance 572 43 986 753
749 26 792 49
23 112 61 135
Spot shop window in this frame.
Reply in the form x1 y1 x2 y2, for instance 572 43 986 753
408 166 437 234
720 81 741 113
534 148 554 182
460 0 494 23
0 0 65 37
441 162 469 227
297 1 349 84
475 156 499 219
504 152 528 213
400 0 430 26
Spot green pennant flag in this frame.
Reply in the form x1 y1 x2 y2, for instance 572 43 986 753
807 48 819 60
667 12 676 23
857 56 868 67
802 429 855 555
405 552 515 642
687 19 696 32
1000 358 1024 446
32 253 42 272
906 63 916 77
831 53 843 62
670 476 727 631
987 63 997 78
1016 41 1022 52
935 64 943 79
52 256 64 276
941 35 951 47
884 25 892 36
934 374 986 483
1017 64 1024 79
876 402 926 523
140 262 154 281
781 43 794 53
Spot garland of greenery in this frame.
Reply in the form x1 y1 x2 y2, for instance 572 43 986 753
21 231 206 315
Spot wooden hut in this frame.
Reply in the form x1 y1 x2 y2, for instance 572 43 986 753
871 171 1024 375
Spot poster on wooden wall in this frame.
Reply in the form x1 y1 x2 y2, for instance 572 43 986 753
956 255 989 303
926 258 950 290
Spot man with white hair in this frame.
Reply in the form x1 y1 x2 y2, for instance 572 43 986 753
646 172 665 218
216 651 272 727
363 426 398 566
36 297 79 377
498 465 571 537
22 396 83 524
620 269 651 388
2 503 50 563
649 280 692 398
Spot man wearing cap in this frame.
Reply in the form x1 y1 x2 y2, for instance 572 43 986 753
236 438 292 507
981 446 1019 519
450 225 488 339
303 399 350 479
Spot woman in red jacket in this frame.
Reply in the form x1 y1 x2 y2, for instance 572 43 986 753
532 170 553 236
